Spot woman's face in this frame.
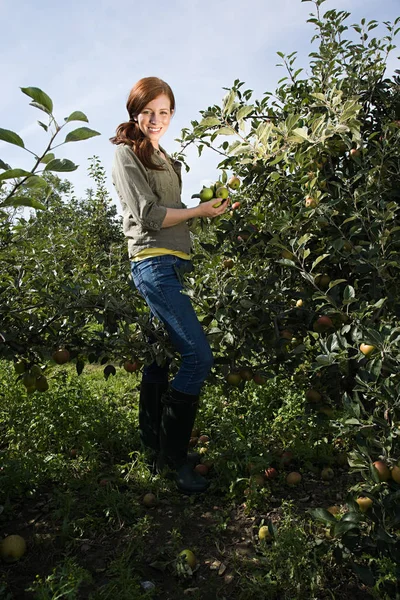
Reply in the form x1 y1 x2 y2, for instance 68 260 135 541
137 93 173 148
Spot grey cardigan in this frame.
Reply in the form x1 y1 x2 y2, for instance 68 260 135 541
112 144 192 259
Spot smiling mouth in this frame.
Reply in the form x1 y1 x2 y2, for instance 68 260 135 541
148 127 161 133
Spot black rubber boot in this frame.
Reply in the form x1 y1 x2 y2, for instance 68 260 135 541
158 388 209 494
138 381 168 469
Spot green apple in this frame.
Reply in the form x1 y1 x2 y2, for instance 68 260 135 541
215 186 229 200
228 176 241 190
199 187 214 202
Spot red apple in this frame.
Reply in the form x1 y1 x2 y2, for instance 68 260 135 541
313 316 334 333
52 349 70 365
264 467 278 480
194 464 209 476
372 460 391 482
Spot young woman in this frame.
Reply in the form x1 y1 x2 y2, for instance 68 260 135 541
110 77 229 493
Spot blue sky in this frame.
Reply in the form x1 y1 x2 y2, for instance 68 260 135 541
1 0 399 210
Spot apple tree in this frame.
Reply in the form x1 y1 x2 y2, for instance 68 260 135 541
176 0 400 584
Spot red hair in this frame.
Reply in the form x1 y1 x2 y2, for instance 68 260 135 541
110 77 175 170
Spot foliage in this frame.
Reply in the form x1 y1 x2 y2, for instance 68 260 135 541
175 1 400 589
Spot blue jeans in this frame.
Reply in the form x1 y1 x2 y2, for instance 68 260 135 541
130 255 214 395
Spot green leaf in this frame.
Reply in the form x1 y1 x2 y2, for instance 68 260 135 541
0 168 32 182
38 121 48 132
29 102 52 115
328 279 347 289
223 90 236 116
40 153 55 164
64 127 101 143
0 128 25 148
291 127 310 141
236 105 254 120
199 116 220 128
0 159 11 170
214 127 235 136
351 562 376 587
65 111 89 123
22 175 48 189
311 253 330 271
0 196 46 210
44 158 78 172
309 508 336 524
20 87 53 113
343 285 355 301
333 520 360 536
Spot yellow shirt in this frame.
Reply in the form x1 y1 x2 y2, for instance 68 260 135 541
132 248 191 262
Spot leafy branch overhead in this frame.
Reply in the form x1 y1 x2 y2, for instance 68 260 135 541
0 86 100 211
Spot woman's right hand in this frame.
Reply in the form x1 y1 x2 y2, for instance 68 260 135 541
197 198 230 218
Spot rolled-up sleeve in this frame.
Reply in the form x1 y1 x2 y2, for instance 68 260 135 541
112 145 167 231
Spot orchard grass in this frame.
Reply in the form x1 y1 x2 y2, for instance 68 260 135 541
0 359 384 600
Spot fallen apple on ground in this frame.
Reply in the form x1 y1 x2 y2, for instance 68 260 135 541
179 549 197 569
0 535 26 563
286 472 302 486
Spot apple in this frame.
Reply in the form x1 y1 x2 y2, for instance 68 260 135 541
0 535 26 563
52 349 70 364
215 186 229 200
226 372 242 386
194 464 209 476
179 549 197 569
321 467 334 481
280 329 293 340
142 492 157 507
327 505 340 515
318 275 331 290
356 496 373 512
35 375 49 392
318 405 334 418
306 389 322 403
191 428 200 438
305 196 318 208
223 258 234 269
350 148 360 158
280 451 293 468
199 187 214 202
231 201 241 210
253 372 267 385
188 437 198 448
286 472 302 486
258 525 272 541
22 373 35 389
239 367 254 381
313 316 334 333
251 474 265 487
14 360 27 374
264 467 278 480
391 465 400 484
198 435 210 444
228 175 241 190
372 460 391 482
359 344 375 357
296 299 303 307
124 360 141 373
70 448 78 458
281 250 294 260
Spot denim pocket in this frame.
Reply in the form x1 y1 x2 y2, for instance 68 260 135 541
173 259 194 286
